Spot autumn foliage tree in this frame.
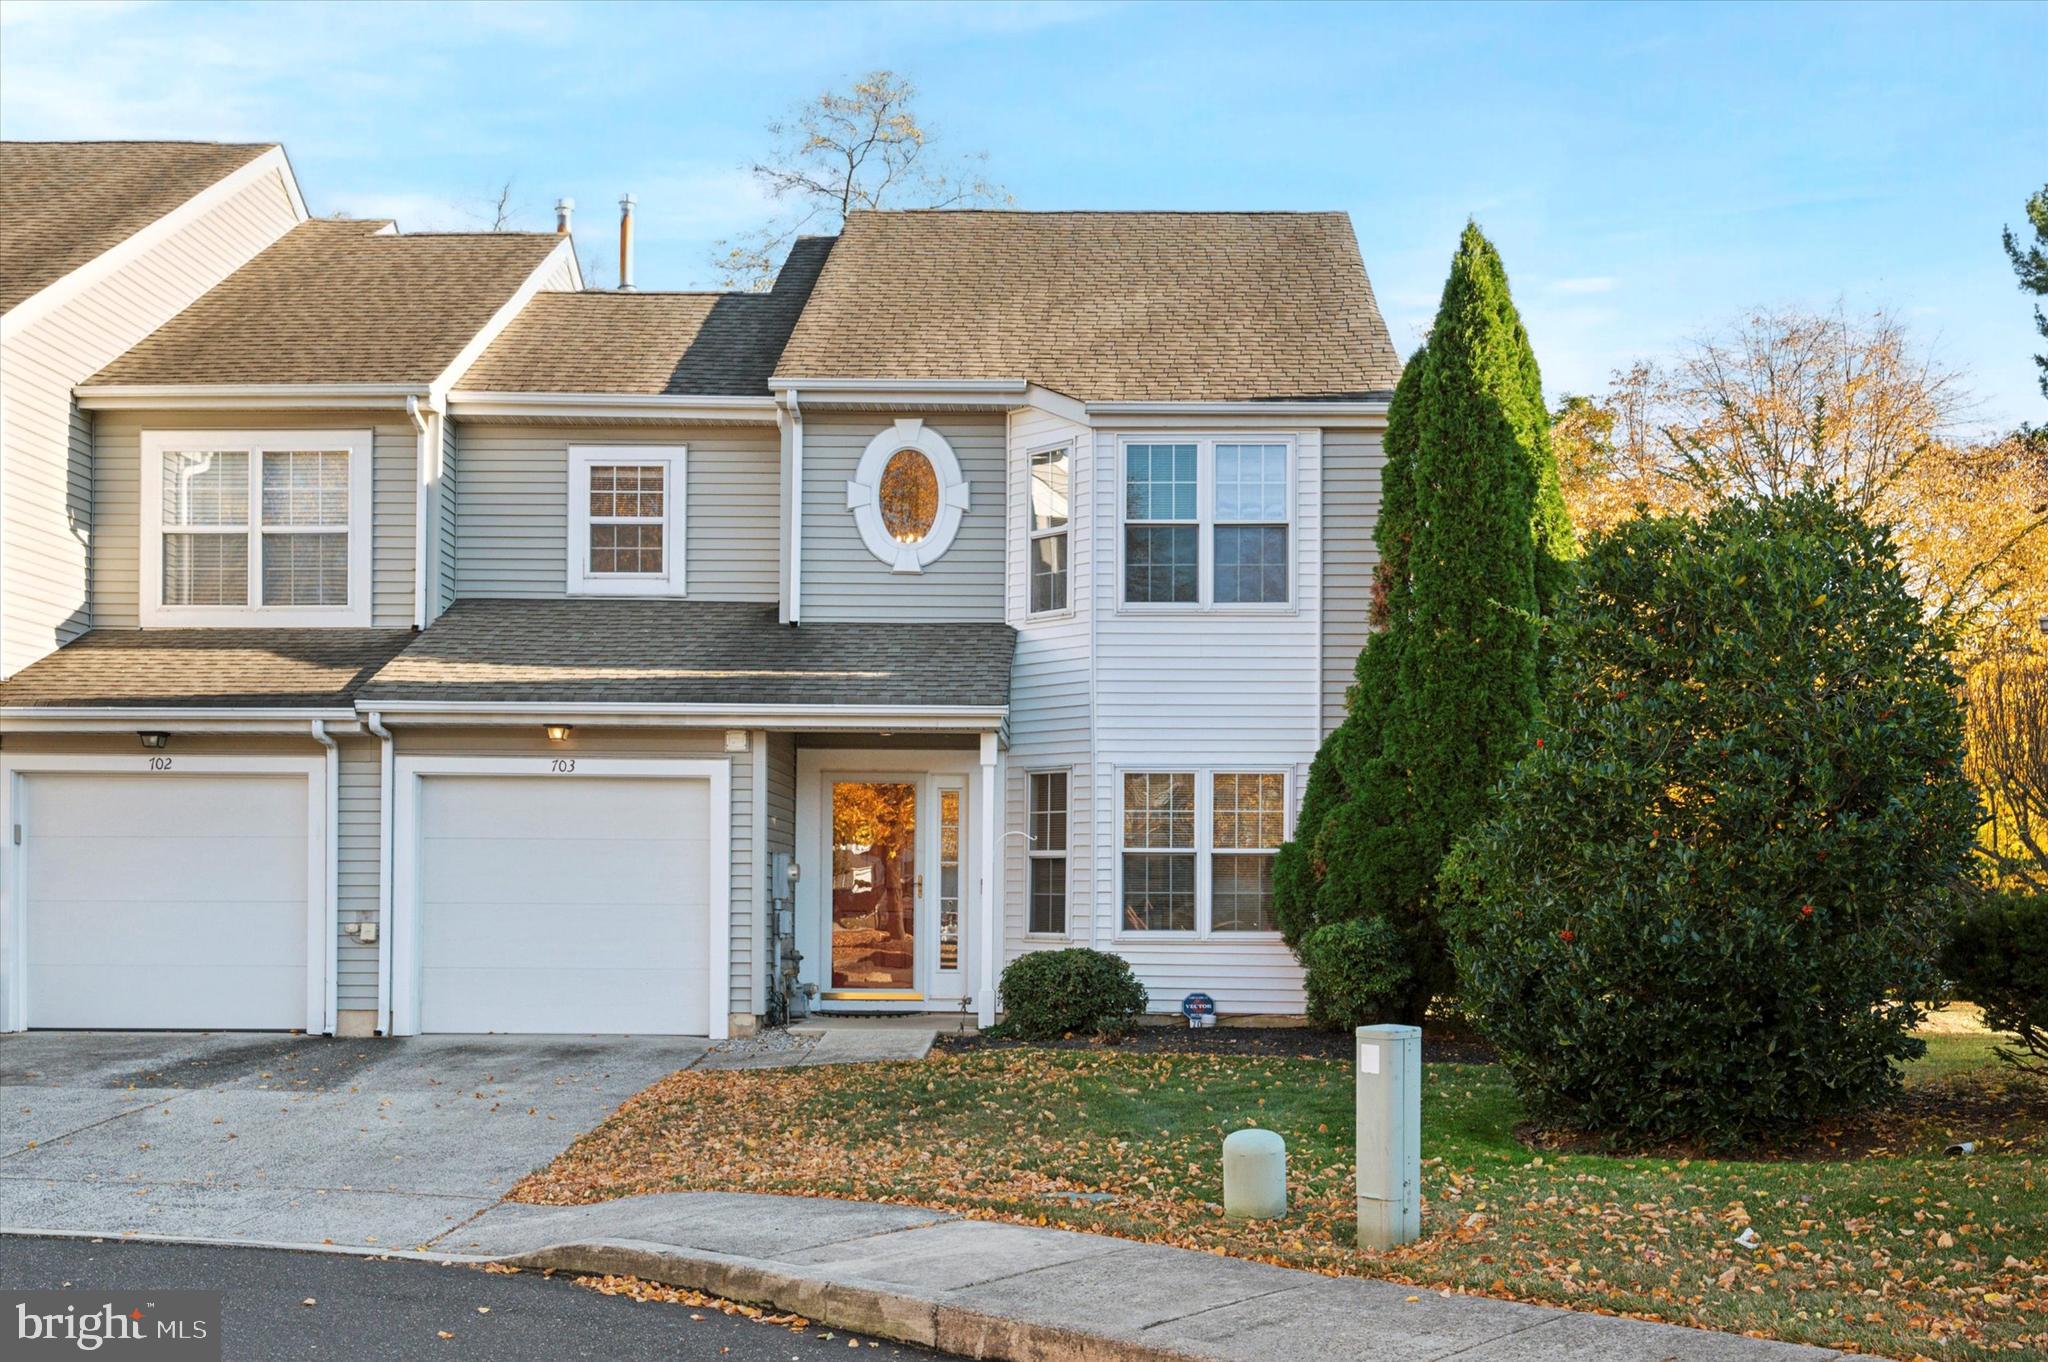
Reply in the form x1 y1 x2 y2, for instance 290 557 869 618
1276 223 1570 1020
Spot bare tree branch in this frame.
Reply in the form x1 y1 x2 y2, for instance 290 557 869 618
712 70 1011 290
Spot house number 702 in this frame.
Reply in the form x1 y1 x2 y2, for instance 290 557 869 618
549 758 576 773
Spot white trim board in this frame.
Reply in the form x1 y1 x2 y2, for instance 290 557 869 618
386 754 732 1040
0 752 331 1034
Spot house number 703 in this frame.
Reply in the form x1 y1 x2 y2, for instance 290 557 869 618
549 758 576 773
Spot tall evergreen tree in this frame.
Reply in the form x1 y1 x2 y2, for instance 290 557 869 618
1275 223 1568 1020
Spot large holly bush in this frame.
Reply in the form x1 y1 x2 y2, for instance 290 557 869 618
1443 491 1980 1148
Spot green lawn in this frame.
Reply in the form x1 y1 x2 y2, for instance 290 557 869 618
517 1033 2046 1362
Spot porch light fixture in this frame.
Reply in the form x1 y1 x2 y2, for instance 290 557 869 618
138 731 169 750
546 724 574 743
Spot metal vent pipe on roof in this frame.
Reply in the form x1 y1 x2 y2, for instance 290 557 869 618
555 197 573 235
618 193 636 291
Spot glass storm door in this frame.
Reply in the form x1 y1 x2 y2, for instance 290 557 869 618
928 778 967 1002
829 781 918 996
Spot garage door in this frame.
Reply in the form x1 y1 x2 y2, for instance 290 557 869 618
21 772 312 1030
414 774 712 1034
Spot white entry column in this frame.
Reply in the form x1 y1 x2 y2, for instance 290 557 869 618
977 732 1001 1027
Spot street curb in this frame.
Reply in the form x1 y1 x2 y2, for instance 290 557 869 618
498 1238 1208 1362
1 1224 497 1265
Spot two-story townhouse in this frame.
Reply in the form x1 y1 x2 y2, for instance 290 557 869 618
0 141 308 677
0 150 1400 1043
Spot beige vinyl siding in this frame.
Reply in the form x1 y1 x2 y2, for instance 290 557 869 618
1001 404 1095 968
762 731 798 1017
391 726 755 1017
336 735 381 1014
435 414 459 616
453 423 779 601
89 410 417 629
0 164 300 676
800 414 1006 621
1320 429 1382 735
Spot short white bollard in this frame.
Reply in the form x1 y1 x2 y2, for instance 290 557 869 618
1356 1023 1422 1250
1221 1128 1287 1220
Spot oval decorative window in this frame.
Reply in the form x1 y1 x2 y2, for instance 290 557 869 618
879 448 939 543
846 419 971 573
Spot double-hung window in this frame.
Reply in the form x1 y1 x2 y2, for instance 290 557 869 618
1027 445 1070 615
1027 771 1070 934
568 445 685 595
1122 437 1293 608
1120 770 1287 934
142 430 371 626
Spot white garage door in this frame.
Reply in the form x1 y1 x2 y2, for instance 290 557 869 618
414 774 712 1035
21 772 311 1030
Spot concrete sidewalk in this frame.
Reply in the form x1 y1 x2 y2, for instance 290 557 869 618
446 1192 1843 1362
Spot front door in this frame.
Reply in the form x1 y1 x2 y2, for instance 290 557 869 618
829 780 918 996
823 775 969 1005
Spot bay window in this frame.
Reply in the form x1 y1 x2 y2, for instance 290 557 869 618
1027 770 1070 934
1027 445 1070 614
143 431 371 626
1121 769 1287 935
1122 437 1292 608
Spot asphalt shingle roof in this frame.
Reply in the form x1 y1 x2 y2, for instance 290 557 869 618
358 598 1015 710
0 629 415 710
0 141 273 315
458 237 832 396
88 218 564 386
772 210 1402 402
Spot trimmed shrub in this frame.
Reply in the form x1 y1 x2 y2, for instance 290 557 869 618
1943 892 2048 1075
1299 918 1413 1031
997 949 1148 1040
1443 491 1981 1149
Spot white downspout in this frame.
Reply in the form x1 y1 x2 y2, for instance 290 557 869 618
978 731 1001 1027
365 710 395 1035
786 388 803 625
407 396 431 628
310 719 339 1036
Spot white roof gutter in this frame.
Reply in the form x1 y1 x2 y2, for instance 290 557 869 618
74 383 429 410
446 390 780 422
357 700 1008 732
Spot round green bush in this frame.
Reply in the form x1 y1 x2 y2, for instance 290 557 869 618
996 948 1148 1040
1443 491 1981 1149
1299 918 1413 1031
1942 892 2048 1075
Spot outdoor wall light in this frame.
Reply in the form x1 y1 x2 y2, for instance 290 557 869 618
545 724 574 743
138 731 170 750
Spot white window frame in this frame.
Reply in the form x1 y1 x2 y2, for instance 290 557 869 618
1114 766 1290 940
847 419 971 574
1025 443 1072 618
567 445 687 597
1117 434 1297 614
1025 767 1072 938
142 429 373 627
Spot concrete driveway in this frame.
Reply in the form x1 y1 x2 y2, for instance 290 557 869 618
0 1031 709 1251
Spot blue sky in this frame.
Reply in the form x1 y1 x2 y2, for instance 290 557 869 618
3 0 2042 430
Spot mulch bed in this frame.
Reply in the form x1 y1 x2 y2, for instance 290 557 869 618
937 1020 1496 1065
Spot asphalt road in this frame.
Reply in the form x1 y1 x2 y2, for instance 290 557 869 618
2 1235 956 1361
